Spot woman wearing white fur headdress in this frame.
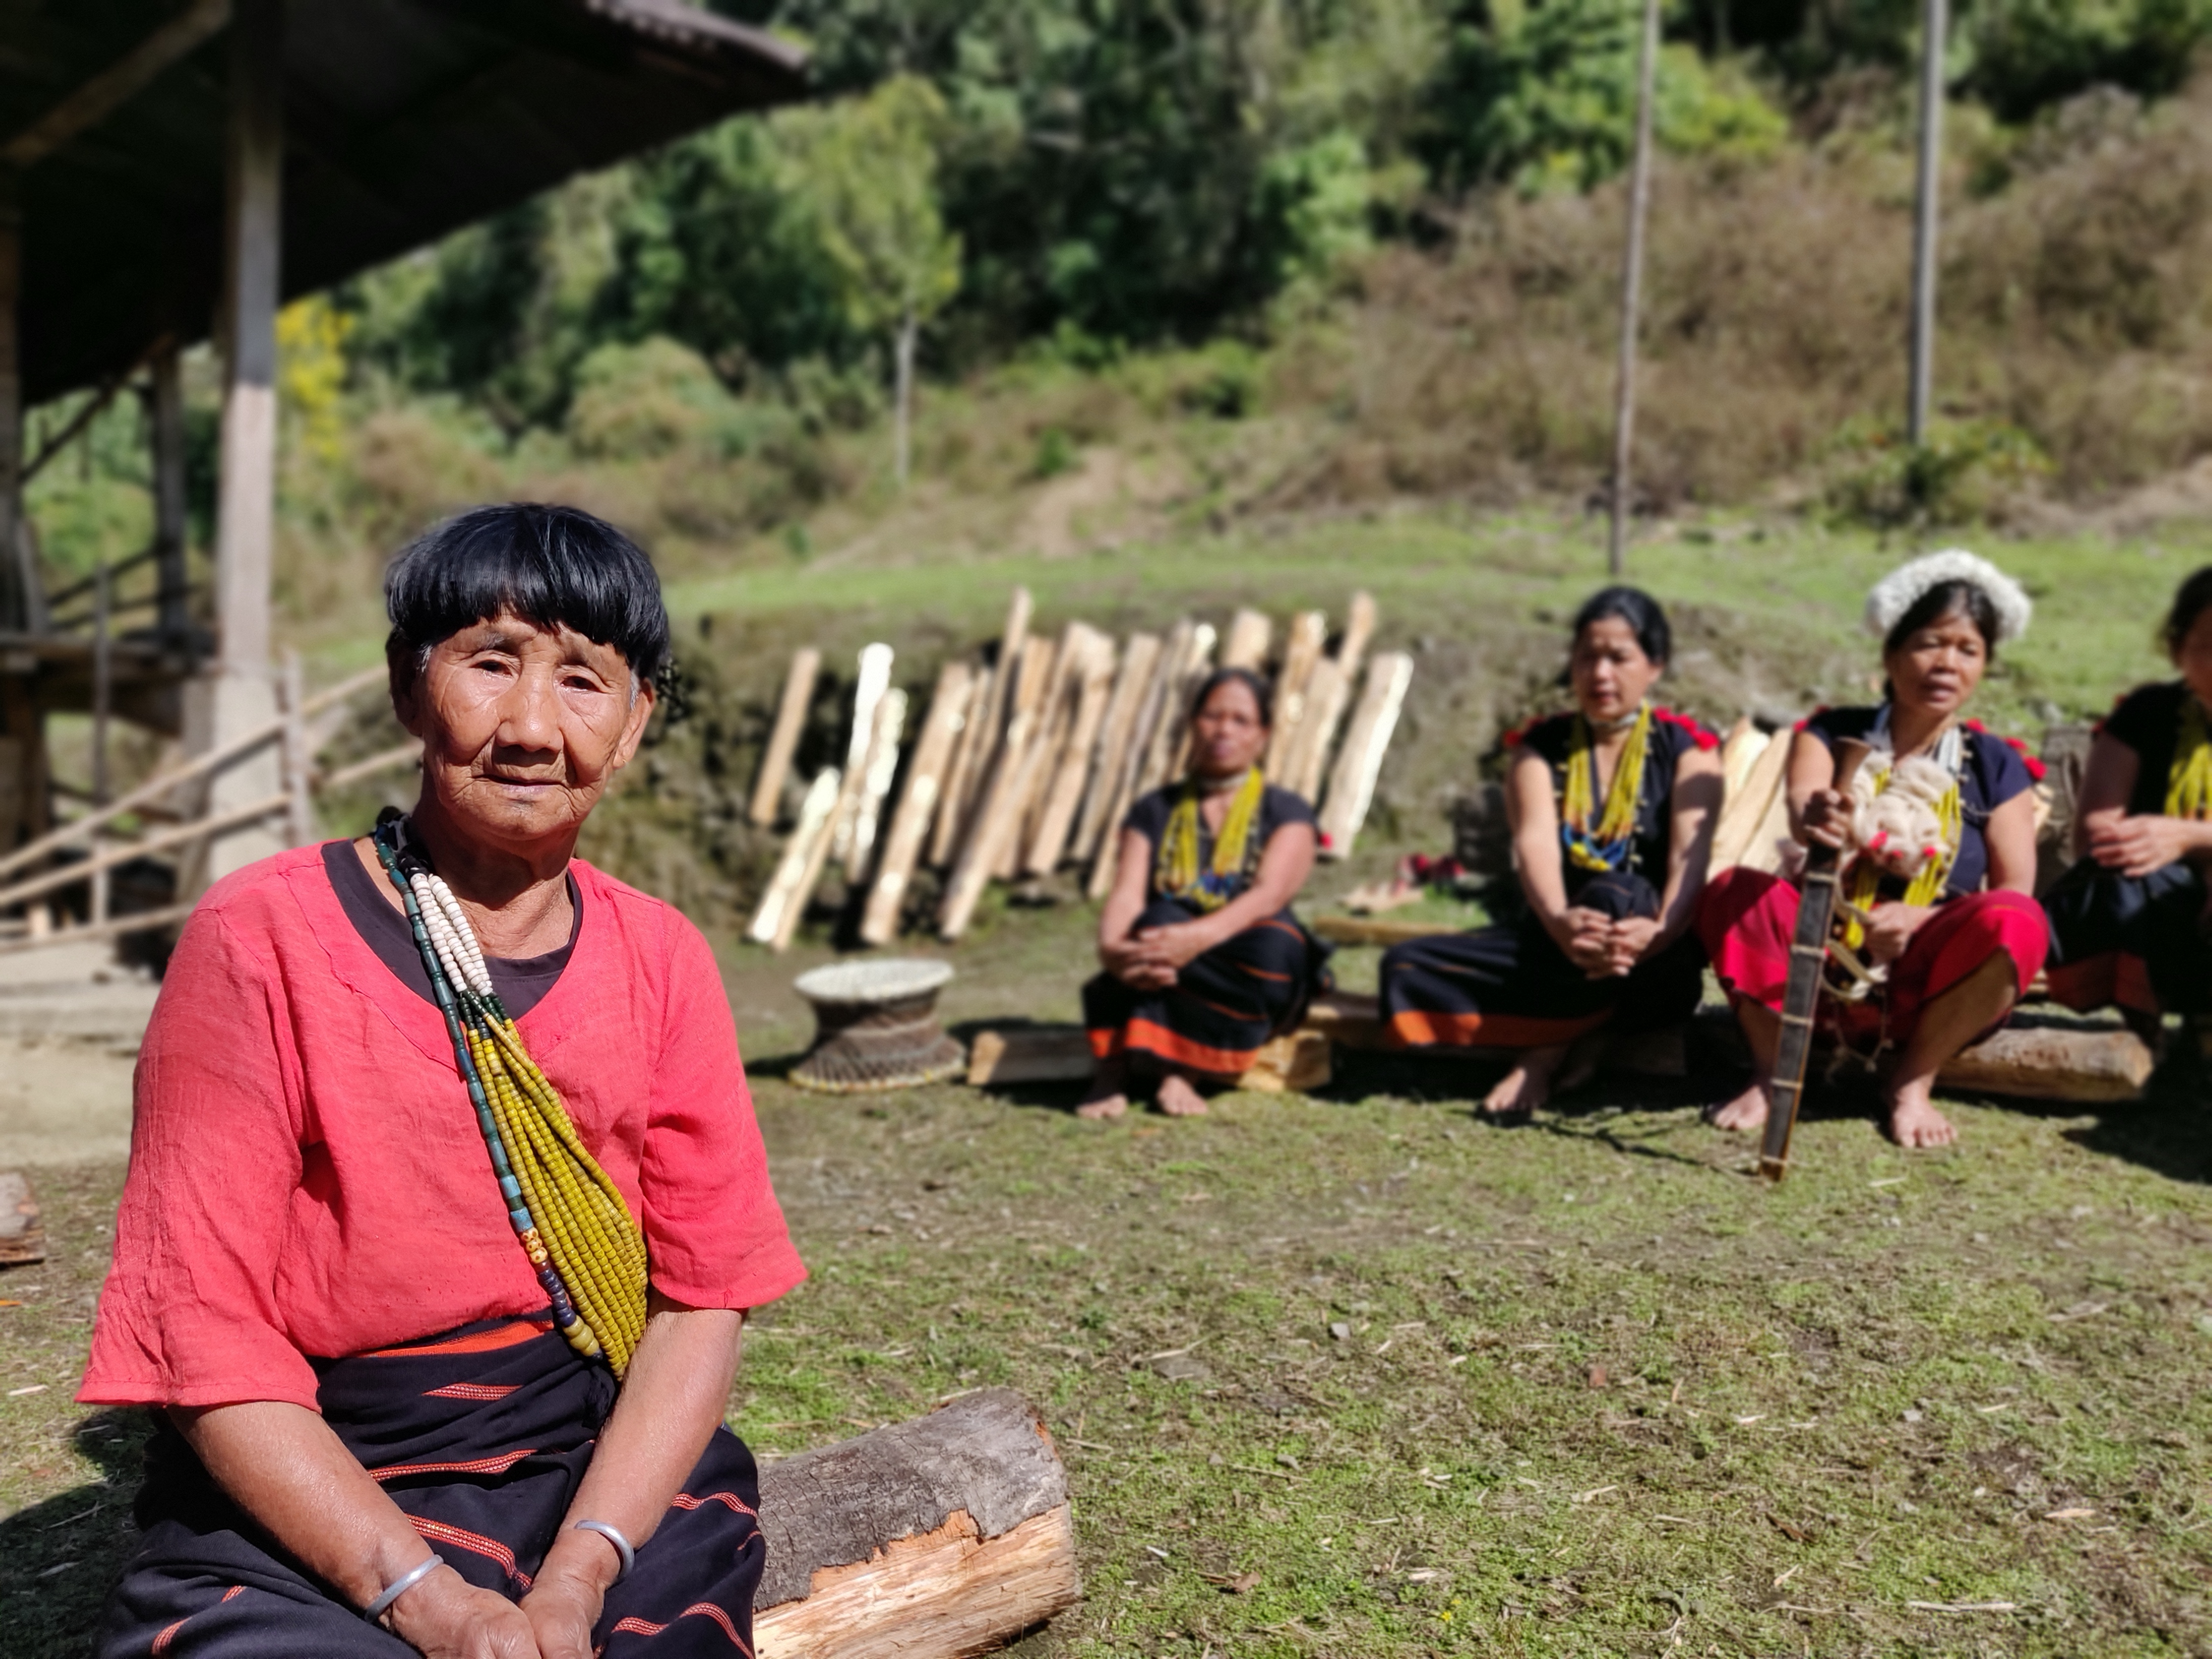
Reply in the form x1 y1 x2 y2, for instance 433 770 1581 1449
1696 551 2050 1149
2043 565 2212 1040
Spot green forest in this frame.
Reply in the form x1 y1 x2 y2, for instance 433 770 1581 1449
29 0 2212 622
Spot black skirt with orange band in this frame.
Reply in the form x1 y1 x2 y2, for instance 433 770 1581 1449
1083 897 1322 1078
1378 870 1704 1051
99 1316 763 1658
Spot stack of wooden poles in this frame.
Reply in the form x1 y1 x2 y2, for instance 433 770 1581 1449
746 589 1415 953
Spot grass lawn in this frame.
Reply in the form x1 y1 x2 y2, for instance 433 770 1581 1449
5 508 2212 1655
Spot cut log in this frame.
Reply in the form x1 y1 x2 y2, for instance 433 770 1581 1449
1316 652 1414 859
753 1388 1080 1659
1085 622 1193 901
967 1025 1093 1086
1739 763 1796 875
1709 722 1789 872
0 1170 43 1266
830 644 897 876
1939 1023 2153 1102
1220 607 1271 670
862 663 974 947
1239 1028 1332 1094
1263 610 1328 777
937 589 1032 862
1069 632 1160 866
749 648 821 828
843 688 908 888
930 663 995 869
749 767 842 952
1335 590 1377 685
1026 631 1118 874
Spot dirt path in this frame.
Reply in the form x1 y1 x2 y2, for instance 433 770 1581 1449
0 1037 137 1168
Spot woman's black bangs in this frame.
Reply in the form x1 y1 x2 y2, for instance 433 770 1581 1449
387 507 669 680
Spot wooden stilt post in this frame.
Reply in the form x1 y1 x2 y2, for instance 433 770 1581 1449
1608 0 1661 577
1908 0 1947 445
0 172 26 632
91 560 112 924
149 344 190 640
201 0 286 884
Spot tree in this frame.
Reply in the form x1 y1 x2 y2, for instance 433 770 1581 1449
777 77 963 486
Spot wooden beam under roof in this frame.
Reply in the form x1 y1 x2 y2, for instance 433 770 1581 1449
2 0 230 171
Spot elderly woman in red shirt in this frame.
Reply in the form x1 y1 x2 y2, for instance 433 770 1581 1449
80 504 804 1658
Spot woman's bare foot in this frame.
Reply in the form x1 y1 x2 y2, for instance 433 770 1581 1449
1078 1061 1130 1120
1482 1045 1568 1120
1885 1077 1956 1148
1156 1073 1209 1117
1706 1077 1770 1133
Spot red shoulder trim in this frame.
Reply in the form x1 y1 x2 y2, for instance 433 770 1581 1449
1965 720 2048 781
1651 706 1720 750
1500 713 1551 750
1792 704 1830 734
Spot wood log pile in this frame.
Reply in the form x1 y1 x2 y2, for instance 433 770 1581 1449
753 1387 1080 1659
748 589 1411 951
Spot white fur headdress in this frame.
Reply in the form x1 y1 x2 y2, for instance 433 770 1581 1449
1863 549 2032 645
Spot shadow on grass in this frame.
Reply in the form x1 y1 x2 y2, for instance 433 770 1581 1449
0 1408 150 1659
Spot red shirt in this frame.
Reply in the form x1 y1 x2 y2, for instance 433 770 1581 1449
80 846 806 1411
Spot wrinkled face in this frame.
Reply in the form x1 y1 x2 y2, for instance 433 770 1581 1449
1569 617 1663 724
1189 679 1269 777
394 610 655 852
2173 607 2212 709
1884 607 1988 719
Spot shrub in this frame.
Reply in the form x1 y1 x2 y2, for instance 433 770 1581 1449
1819 417 2054 526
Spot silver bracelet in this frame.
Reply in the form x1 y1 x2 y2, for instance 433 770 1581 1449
363 1553 444 1623
573 1519 635 1584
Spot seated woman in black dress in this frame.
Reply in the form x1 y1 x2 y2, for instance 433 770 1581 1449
1081 668 1320 1119
1377 587 1722 1119
1371 583 1716 1119
2044 565 2212 1040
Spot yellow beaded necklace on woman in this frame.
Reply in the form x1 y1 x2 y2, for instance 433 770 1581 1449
2165 694 2212 819
374 814 649 1376
1558 704 1653 872
1156 766 1268 912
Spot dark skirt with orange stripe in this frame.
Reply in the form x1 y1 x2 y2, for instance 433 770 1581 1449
99 1316 762 1657
2042 856 2210 1019
1083 898 1319 1079
1378 871 1704 1051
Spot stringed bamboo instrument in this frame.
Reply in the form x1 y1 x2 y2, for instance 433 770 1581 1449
1759 738 1871 1182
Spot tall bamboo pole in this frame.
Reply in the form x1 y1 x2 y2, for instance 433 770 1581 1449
1607 0 1662 576
1908 0 1947 444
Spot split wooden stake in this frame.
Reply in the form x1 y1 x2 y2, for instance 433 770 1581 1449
748 648 821 828
844 687 908 888
939 636 1058 938
1278 655 1347 803
831 644 896 878
929 662 994 869
1337 591 1377 684
1317 652 1414 859
1027 630 1119 874
861 662 974 946
1087 621 1195 901
938 589 1032 857
999 626 1088 880
749 767 841 951
1220 607 1271 670
1069 632 1160 865
1265 610 1329 777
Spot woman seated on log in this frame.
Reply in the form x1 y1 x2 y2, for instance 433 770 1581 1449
1081 668 1320 1119
80 504 805 1658
1699 551 2049 1150
1376 587 1722 1120
2042 566 2212 1046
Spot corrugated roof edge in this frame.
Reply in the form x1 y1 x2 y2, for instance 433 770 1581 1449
585 0 810 73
